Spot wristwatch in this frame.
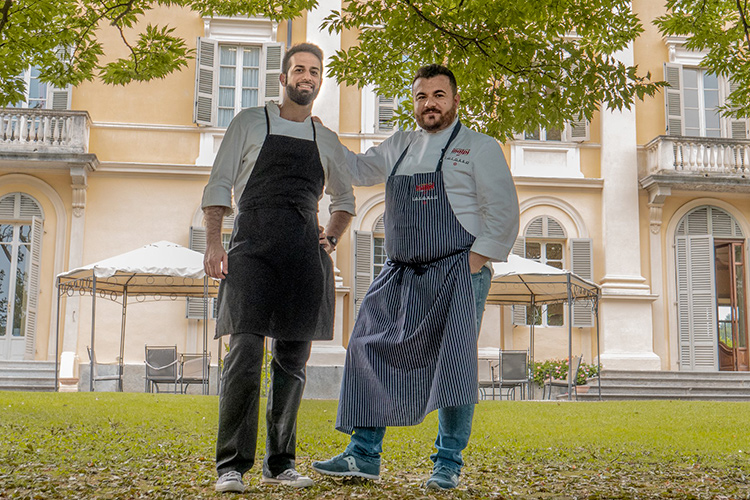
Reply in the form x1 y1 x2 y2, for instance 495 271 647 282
326 235 338 248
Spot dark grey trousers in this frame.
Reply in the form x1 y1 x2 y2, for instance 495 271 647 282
216 333 312 477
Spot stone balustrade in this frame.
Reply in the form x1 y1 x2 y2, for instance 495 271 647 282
645 135 750 176
0 108 90 154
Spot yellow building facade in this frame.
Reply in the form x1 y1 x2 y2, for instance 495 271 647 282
1 0 748 394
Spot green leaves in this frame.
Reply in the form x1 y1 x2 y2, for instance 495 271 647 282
323 0 664 140
0 0 316 107
100 24 192 85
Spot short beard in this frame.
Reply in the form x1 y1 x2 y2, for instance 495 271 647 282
286 83 319 106
416 103 457 132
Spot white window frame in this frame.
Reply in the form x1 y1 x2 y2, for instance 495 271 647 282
194 17 281 165
664 37 749 139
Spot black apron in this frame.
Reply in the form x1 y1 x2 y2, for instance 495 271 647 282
336 122 479 433
215 106 334 341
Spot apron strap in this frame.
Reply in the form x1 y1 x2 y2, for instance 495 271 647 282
264 105 317 142
388 121 462 177
389 145 411 177
436 121 462 172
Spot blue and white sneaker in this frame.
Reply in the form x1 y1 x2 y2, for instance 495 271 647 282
425 465 460 490
312 452 380 480
215 471 245 493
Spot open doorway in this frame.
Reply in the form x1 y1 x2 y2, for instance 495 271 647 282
714 240 749 371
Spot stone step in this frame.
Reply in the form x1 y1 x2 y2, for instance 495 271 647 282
0 361 57 392
0 360 55 370
0 384 56 392
601 369 750 380
578 392 750 401
577 370 750 401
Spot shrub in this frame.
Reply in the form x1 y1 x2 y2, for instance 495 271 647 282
530 358 599 386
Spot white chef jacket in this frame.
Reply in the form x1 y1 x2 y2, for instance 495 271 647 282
202 102 356 215
345 118 519 262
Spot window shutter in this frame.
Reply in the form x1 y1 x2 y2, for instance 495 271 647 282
511 237 527 325
24 217 43 360
376 95 397 133
186 226 214 319
664 63 684 136
189 226 207 254
568 116 590 142
46 84 70 110
675 235 718 370
263 42 283 105
725 77 749 139
570 238 594 327
354 230 373 316
194 37 218 126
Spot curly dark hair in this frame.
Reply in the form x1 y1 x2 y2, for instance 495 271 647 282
412 64 458 95
282 43 324 76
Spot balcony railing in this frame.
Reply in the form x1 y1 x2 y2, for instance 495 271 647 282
0 108 90 154
645 135 750 176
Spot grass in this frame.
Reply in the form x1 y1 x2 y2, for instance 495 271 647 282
1 392 749 499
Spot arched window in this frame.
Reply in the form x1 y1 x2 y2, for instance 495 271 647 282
512 214 594 327
674 205 746 371
0 193 44 360
354 212 388 315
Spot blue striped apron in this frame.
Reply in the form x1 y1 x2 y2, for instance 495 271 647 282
336 122 478 433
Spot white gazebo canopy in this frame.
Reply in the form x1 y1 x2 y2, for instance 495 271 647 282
485 254 601 400
56 241 219 393
57 240 220 297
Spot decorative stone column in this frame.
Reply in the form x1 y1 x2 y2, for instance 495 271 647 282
598 41 661 370
59 166 89 389
646 185 671 369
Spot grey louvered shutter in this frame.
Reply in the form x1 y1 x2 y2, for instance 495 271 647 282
675 235 718 370
194 37 218 126
511 237 527 325
664 63 684 136
570 238 594 327
187 226 214 319
568 116 590 142
263 42 283 105
354 230 373 316
46 84 70 110
376 95 397 133
23 217 42 360
725 77 749 139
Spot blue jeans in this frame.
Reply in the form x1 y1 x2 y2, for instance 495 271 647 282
345 265 492 472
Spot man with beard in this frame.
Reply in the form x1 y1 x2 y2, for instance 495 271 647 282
202 43 354 493
313 64 519 490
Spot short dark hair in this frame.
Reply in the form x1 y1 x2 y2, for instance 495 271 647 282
282 43 324 76
412 64 458 95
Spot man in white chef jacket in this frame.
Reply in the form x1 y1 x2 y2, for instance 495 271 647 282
314 64 519 490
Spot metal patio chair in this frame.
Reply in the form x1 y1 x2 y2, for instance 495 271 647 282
495 350 530 400
543 354 583 400
144 345 179 393
179 352 211 394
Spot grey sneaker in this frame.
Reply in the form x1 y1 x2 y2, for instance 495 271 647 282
312 452 380 480
261 468 314 488
215 471 245 493
425 465 460 490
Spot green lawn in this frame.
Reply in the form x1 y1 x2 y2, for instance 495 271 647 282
1 392 749 499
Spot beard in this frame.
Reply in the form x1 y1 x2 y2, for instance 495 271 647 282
286 82 319 106
415 102 458 132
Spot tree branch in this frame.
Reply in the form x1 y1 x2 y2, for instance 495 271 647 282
737 0 750 50
0 0 13 34
399 0 523 75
